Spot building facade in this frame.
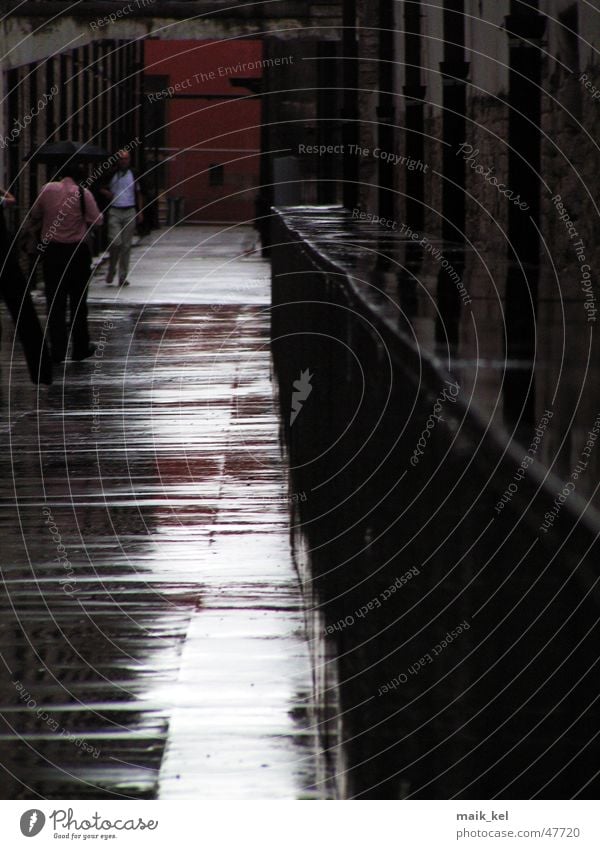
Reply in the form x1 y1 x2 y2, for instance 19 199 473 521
334 0 600 492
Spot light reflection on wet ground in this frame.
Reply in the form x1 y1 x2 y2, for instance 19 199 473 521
0 227 324 799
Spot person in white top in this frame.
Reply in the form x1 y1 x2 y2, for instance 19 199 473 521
100 150 143 287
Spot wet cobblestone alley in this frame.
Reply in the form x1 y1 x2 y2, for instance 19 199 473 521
0 226 320 800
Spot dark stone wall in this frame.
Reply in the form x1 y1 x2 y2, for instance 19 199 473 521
271 207 600 799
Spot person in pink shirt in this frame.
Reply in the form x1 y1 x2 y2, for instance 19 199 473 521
29 160 103 363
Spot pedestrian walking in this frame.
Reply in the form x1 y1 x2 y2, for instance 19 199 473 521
0 188 53 384
28 160 103 363
100 149 143 287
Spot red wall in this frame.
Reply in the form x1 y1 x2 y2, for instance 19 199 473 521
144 39 263 223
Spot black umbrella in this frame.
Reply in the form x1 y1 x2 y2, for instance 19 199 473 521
25 141 109 163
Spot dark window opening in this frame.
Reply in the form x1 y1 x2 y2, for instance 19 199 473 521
558 3 579 70
557 4 581 118
144 74 168 150
59 54 68 131
71 48 80 141
209 164 224 186
404 0 425 231
28 63 38 205
45 57 55 143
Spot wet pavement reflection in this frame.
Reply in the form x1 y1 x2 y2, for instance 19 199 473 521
0 227 322 799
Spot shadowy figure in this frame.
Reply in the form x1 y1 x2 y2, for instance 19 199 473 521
0 189 52 385
28 161 103 364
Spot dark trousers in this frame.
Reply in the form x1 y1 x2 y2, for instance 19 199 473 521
42 241 92 363
0 250 53 385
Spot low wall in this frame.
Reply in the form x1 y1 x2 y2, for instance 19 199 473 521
271 205 600 799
